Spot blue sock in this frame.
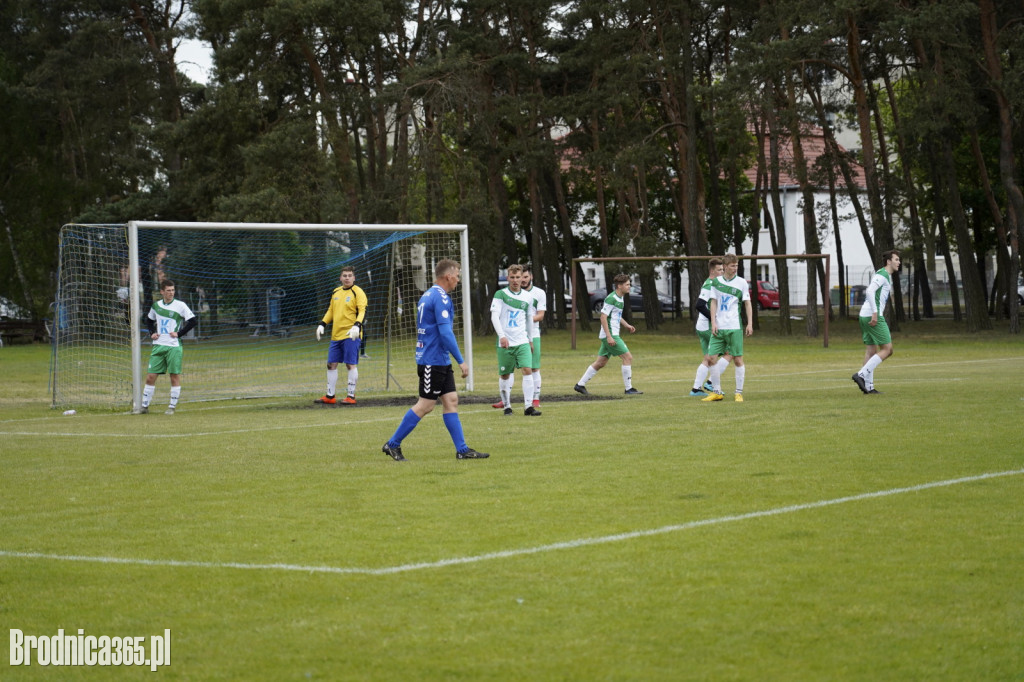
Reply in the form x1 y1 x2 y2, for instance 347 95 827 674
442 412 468 453
388 409 421 446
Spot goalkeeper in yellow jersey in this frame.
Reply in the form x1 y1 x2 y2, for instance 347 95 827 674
315 266 367 405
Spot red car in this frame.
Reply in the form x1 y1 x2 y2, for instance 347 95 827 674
750 280 780 310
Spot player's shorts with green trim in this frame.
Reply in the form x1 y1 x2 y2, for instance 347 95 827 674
697 329 713 356
147 344 184 375
859 316 892 345
598 335 630 357
529 337 542 370
708 329 743 358
497 343 532 375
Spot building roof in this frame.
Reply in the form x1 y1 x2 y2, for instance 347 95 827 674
744 126 867 191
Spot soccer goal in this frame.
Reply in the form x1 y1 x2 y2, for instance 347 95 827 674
51 222 472 411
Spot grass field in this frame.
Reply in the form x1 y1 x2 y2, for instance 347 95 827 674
2 317 1023 680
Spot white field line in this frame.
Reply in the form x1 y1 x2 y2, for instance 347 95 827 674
651 355 1024 384
0 408 499 438
2 468 1020 577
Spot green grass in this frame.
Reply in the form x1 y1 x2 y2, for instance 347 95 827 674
2 319 1023 680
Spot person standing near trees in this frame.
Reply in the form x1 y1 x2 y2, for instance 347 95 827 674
140 279 197 415
852 250 901 395
702 254 752 402
381 259 489 461
491 264 538 416
574 273 643 396
316 266 367 405
689 257 732 397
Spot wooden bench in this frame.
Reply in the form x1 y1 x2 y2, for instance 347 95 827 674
0 319 49 346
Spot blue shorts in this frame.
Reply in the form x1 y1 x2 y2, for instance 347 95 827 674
328 339 360 365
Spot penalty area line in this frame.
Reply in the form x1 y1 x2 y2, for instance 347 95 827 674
2 468 1021 576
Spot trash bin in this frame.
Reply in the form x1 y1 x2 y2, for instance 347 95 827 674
850 285 866 306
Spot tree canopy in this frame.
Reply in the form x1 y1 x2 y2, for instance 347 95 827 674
2 0 1021 333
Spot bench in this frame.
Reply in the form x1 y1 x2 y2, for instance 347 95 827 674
0 319 49 346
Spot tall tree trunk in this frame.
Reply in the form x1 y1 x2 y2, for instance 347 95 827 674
881 70 933 319
979 0 1022 333
845 13 890 257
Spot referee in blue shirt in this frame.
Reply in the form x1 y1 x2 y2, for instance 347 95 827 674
382 259 489 461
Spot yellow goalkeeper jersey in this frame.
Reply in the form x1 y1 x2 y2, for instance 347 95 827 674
322 285 367 340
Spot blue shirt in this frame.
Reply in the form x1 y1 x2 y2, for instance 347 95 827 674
415 284 464 366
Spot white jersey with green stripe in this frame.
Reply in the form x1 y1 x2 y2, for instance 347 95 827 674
695 277 714 332
148 298 195 348
710 275 750 330
599 292 625 339
859 268 892 317
523 285 546 339
490 287 535 346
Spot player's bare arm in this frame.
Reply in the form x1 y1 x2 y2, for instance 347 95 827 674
710 298 719 336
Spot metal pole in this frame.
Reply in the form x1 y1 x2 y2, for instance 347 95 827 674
459 227 473 392
128 221 143 413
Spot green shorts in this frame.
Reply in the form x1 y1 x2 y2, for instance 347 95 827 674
598 335 630 357
697 329 713 356
529 337 541 370
497 343 532 375
860 316 892 345
708 329 743 358
147 344 184 375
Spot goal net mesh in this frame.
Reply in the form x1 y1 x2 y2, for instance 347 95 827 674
52 223 466 409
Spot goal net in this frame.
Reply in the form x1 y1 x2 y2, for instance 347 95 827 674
51 222 472 411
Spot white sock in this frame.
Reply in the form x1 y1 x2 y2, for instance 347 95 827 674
735 365 746 393
709 364 722 392
621 364 633 390
531 370 541 401
694 364 709 390
716 357 729 377
579 365 598 386
169 386 181 408
142 384 155 408
326 368 338 397
521 374 534 408
347 367 358 397
500 377 511 408
865 368 875 390
861 354 883 376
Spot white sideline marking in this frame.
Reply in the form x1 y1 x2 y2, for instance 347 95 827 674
2 468 1021 576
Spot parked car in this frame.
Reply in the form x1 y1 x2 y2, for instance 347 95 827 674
750 280 780 310
590 285 674 314
1018 282 1024 305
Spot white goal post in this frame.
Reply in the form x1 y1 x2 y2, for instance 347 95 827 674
570 254 831 348
52 221 472 411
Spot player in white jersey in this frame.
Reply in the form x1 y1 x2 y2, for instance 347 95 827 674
574 273 642 396
521 265 546 407
140 280 197 414
689 257 732 396
490 264 547 410
490 264 538 416
853 250 901 394
702 254 752 402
